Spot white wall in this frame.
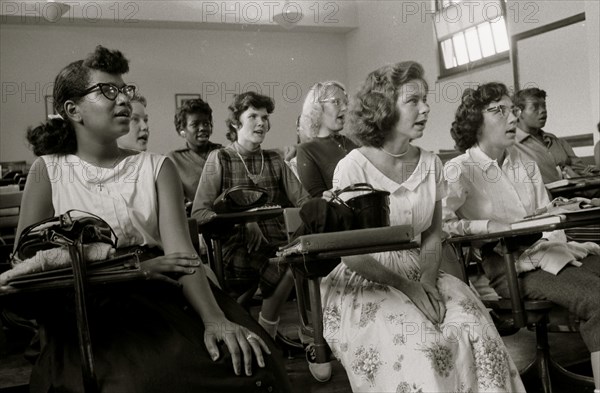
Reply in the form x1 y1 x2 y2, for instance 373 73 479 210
2 0 598 164
0 22 347 163
345 0 598 153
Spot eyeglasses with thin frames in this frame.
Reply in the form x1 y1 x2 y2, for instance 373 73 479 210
315 81 348 108
82 83 136 101
483 105 522 118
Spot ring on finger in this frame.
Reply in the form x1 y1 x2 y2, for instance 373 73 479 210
246 333 256 342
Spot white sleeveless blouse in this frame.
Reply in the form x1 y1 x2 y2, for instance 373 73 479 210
41 152 166 249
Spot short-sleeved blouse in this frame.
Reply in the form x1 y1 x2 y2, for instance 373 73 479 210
333 148 447 242
41 151 166 248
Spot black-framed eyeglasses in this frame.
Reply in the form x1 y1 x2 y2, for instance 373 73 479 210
82 83 136 101
483 105 522 118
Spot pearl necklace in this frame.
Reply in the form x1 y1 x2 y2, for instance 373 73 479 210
380 145 410 158
234 147 264 184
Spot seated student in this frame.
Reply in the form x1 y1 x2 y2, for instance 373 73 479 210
442 82 600 391
320 62 525 392
296 81 357 196
117 93 149 151
18 45 292 393
167 98 223 202
513 87 598 183
191 92 310 340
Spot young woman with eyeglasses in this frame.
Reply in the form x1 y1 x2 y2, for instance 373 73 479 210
296 81 357 197
18 45 292 393
443 82 600 392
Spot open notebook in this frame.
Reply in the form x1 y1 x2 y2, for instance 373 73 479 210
510 198 600 230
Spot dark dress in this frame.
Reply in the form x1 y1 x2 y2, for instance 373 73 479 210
296 134 357 197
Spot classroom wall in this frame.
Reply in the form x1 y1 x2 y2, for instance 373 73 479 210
0 21 347 163
345 0 598 153
1 0 598 165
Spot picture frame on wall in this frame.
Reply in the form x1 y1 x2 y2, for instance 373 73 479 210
175 94 201 109
45 95 56 118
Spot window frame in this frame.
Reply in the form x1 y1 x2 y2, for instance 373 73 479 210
434 0 510 79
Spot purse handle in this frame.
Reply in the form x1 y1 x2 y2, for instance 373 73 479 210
330 183 378 208
15 209 118 255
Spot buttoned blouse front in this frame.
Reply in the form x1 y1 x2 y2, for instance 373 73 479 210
42 152 166 248
442 145 550 236
333 148 447 243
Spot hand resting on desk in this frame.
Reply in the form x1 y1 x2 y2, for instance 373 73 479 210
141 252 203 287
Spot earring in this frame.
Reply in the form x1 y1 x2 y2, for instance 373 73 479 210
180 131 185 137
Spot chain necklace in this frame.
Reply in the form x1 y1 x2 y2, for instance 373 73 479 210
380 145 410 158
234 148 264 184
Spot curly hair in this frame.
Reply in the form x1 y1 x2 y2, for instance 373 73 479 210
349 61 427 148
26 45 129 156
299 81 346 138
173 98 212 134
450 82 510 152
225 92 274 133
513 87 546 109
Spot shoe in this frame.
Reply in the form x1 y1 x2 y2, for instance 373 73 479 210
305 343 332 382
275 331 304 352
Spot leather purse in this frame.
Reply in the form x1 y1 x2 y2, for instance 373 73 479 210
212 185 269 213
330 183 391 229
12 209 118 263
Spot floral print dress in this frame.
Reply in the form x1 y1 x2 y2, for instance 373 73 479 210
320 149 525 392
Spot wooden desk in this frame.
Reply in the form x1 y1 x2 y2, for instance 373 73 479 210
199 208 284 289
548 175 600 198
446 214 600 327
271 227 418 364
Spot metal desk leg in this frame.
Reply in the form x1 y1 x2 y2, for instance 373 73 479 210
499 239 526 328
307 277 329 364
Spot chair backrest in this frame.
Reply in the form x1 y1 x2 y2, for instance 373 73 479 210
283 207 302 241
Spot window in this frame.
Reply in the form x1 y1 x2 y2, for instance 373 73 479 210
434 0 510 78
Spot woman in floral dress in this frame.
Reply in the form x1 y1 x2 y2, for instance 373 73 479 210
319 61 525 392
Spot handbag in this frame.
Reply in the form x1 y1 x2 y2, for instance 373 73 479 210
12 209 118 263
330 183 391 229
213 185 269 213
9 210 123 392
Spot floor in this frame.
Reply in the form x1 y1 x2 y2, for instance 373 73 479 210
0 293 595 393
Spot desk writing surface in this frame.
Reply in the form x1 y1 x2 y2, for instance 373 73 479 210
446 215 600 244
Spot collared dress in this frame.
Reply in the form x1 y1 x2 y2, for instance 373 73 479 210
29 151 292 393
320 148 525 392
443 145 600 354
191 143 310 297
167 141 222 201
296 133 357 196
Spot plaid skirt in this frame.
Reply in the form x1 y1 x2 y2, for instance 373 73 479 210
221 225 287 298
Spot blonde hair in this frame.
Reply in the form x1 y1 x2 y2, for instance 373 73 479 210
299 80 346 138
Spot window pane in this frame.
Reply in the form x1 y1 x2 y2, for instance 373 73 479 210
477 22 496 57
452 32 469 65
464 27 483 61
441 39 457 69
491 16 509 53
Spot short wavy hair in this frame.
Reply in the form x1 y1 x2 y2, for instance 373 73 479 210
174 98 212 135
225 92 274 132
299 81 346 138
450 82 510 152
513 87 546 109
349 61 428 148
27 45 129 156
